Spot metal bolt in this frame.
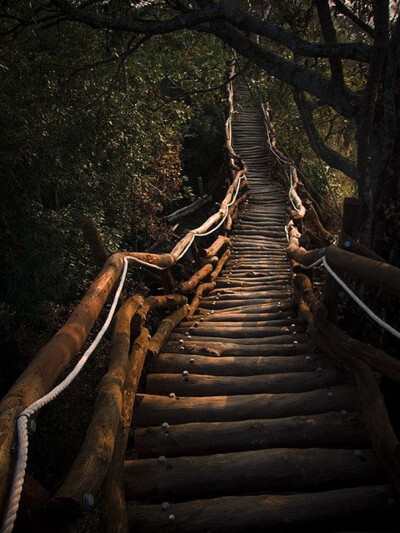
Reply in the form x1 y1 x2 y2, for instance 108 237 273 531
327 391 333 398
169 393 176 398
182 370 189 377
161 422 169 430
305 356 311 361
161 502 170 511
168 514 176 522
200 318 204 322
185 331 190 336
180 346 185 351
195 322 199 327
344 240 351 249
293 340 298 344
187 335 191 339
158 455 166 463
179 339 184 344
340 409 348 417
317 367 323 373
211 310 215 314
82 493 94 509
190 358 195 363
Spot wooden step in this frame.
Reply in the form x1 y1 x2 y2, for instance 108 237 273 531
173 324 304 338
146 368 348 397
125 448 384 501
134 411 368 458
128 485 398 533
149 353 326 376
163 340 313 357
134 384 359 425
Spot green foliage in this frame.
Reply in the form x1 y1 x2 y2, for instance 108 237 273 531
0 20 227 321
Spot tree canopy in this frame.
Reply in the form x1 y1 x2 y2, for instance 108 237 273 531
4 0 398 251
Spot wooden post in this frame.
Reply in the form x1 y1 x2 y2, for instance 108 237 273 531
197 176 205 196
341 197 364 241
81 216 109 268
160 269 175 295
323 198 363 323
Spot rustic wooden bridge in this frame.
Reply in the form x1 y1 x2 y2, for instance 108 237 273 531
1 80 400 532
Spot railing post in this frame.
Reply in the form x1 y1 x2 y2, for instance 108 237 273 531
323 197 363 323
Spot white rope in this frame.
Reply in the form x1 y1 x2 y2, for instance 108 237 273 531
294 253 400 340
2 166 245 533
2 77 243 531
1 256 131 533
321 255 400 340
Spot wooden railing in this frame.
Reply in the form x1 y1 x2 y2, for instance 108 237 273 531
258 84 400 496
283 163 400 497
0 81 248 529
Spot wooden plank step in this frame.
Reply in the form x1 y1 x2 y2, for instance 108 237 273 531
146 368 348 397
172 324 305 338
167 333 309 345
180 318 300 328
163 340 313 357
134 385 359 425
190 312 295 323
125 448 384 501
128 485 398 533
199 299 292 310
134 411 368 458
150 353 325 376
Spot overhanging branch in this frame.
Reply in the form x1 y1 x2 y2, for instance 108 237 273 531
294 90 358 181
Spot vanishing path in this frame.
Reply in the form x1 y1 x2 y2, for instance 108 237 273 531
126 82 393 532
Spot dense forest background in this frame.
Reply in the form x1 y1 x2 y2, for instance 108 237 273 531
0 0 368 398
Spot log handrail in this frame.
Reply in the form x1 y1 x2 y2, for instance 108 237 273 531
0 78 247 530
294 275 400 494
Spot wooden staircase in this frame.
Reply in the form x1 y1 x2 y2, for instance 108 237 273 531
125 83 396 532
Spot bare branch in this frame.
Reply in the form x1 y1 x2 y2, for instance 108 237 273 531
49 1 371 62
294 90 358 181
332 0 374 38
202 20 360 120
315 0 344 87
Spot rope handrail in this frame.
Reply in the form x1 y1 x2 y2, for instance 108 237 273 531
0 77 247 532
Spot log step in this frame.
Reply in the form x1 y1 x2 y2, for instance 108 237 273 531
150 353 326 375
146 368 348 396
134 385 359 425
134 411 368 458
128 485 398 533
125 448 384 501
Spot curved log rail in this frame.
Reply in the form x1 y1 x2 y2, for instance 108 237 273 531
0 80 247 529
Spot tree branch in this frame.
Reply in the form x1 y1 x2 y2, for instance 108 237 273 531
332 0 375 38
49 1 371 62
294 90 358 181
202 20 360 120
315 0 344 87
357 0 389 198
